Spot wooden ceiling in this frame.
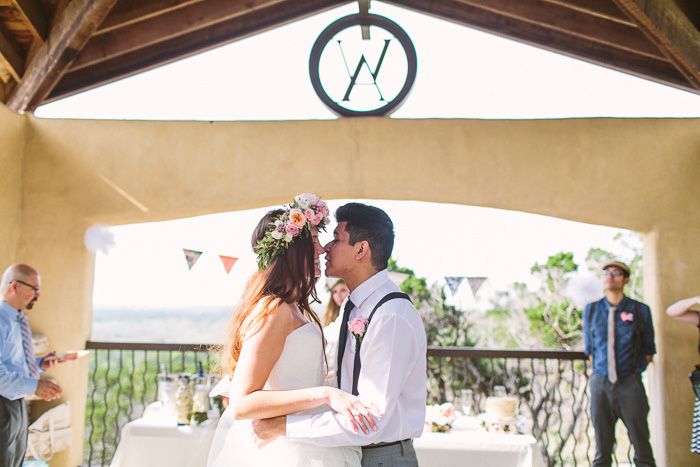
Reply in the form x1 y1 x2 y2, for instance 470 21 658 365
1 0 698 113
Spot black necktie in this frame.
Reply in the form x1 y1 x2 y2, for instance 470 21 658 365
336 298 355 389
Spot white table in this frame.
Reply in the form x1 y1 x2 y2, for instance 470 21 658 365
110 404 218 467
414 416 546 467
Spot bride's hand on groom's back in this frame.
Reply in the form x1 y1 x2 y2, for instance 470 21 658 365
325 387 382 435
252 416 286 448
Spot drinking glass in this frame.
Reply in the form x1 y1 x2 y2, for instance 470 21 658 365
494 385 506 397
460 389 473 416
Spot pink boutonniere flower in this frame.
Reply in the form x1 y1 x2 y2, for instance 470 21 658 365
620 312 634 322
348 316 369 344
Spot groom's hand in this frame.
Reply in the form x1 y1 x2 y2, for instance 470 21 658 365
252 415 286 448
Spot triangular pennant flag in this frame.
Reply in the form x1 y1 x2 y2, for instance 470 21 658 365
219 255 238 274
183 249 203 270
468 277 487 297
444 277 465 295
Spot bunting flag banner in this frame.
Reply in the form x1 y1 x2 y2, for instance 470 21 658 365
219 255 238 274
444 277 465 295
183 249 203 270
468 277 487 297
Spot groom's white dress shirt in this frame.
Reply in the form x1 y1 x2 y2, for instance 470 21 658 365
286 269 427 446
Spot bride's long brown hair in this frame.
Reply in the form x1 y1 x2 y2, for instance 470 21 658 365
219 209 325 377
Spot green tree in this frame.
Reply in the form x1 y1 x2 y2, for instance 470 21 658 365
524 252 583 349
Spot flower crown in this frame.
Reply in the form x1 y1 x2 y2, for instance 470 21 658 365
254 193 330 270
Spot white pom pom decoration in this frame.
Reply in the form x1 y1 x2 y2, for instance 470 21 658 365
84 224 116 255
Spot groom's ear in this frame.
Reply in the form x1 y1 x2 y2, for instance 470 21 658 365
355 241 370 261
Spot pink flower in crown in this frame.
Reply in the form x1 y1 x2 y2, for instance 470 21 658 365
349 316 369 344
318 202 330 218
289 209 306 228
620 312 634 322
304 208 316 221
310 215 321 226
285 223 300 236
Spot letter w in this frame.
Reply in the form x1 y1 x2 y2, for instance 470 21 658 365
339 39 391 102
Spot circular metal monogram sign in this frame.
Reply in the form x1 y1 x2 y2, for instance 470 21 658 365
309 14 417 117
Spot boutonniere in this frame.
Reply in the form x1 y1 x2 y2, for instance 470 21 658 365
348 316 369 344
620 312 634 322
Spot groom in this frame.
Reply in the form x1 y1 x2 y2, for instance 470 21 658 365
253 202 427 466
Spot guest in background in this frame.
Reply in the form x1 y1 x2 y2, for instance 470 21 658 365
322 278 350 385
582 261 656 467
0 264 64 467
323 278 349 327
666 295 700 455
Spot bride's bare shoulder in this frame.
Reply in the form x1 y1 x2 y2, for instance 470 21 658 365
242 299 294 339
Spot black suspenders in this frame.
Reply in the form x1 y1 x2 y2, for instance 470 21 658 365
350 292 412 396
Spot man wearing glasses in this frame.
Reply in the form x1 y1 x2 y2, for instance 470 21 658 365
0 264 63 467
583 261 657 467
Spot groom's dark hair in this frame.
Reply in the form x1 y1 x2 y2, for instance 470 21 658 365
336 203 394 270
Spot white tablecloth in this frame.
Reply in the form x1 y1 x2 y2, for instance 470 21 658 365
414 416 546 467
110 405 218 467
111 409 544 467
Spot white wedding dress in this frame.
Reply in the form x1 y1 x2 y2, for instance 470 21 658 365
207 322 362 466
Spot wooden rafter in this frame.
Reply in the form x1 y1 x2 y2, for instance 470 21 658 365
541 0 632 25
451 0 664 59
388 0 694 93
612 0 700 91
6 0 119 112
97 0 207 33
10 0 48 42
71 0 288 71
47 0 348 102
0 24 24 81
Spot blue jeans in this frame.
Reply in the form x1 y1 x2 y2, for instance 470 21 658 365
590 373 656 466
361 439 418 467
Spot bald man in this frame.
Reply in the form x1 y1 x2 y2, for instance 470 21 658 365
0 264 63 467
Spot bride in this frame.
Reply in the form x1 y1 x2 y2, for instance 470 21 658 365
207 194 378 466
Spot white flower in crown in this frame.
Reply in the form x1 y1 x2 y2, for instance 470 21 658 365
295 193 320 209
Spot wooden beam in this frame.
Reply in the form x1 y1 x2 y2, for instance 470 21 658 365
10 0 49 42
98 0 206 33
386 0 695 93
70 0 287 71
47 0 348 102
0 25 24 82
452 0 664 59
612 0 700 91
541 0 633 25
6 0 119 112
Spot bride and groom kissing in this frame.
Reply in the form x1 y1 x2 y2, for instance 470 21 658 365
207 194 427 466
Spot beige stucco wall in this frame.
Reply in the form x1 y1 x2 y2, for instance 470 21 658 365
3 109 700 465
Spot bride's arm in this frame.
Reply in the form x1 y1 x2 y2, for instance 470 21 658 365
227 303 378 432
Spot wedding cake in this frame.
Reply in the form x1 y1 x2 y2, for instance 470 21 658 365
484 396 517 422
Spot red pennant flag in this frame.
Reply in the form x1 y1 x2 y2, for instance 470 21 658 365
183 249 202 270
219 255 238 274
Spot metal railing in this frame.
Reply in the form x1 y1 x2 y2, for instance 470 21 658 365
83 342 216 466
83 342 633 466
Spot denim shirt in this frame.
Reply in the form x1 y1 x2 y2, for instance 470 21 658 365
583 296 656 378
0 300 40 400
